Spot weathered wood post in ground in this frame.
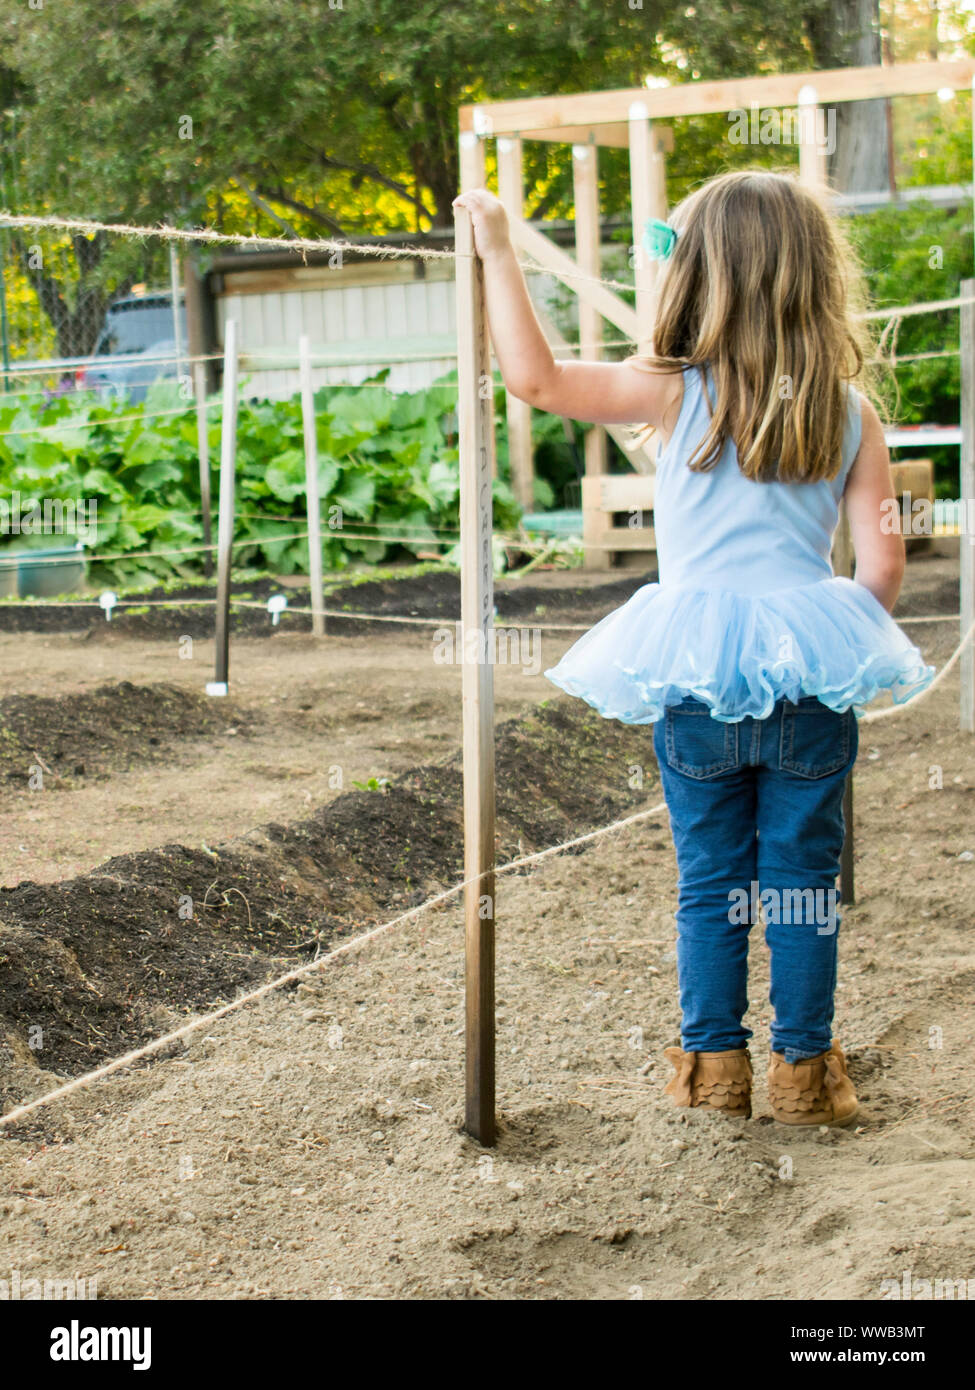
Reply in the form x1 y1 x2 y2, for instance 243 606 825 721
193 361 213 577
208 318 238 697
299 334 326 638
960 276 975 734
454 186 497 1146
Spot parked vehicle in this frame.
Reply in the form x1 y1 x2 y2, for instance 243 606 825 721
75 290 187 403
2 290 187 406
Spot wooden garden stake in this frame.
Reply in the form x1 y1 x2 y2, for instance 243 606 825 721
831 503 856 905
193 360 213 577
454 199 497 1147
207 318 238 697
299 334 326 638
960 276 975 733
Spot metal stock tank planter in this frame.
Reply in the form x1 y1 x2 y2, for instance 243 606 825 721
0 540 87 598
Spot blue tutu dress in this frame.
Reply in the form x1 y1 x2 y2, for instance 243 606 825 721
545 364 935 724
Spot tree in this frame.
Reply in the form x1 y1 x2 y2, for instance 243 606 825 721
2 0 678 234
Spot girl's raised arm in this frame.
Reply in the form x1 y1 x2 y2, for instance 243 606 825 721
452 188 675 428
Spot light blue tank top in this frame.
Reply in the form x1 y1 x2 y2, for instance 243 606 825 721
653 364 863 596
544 362 935 723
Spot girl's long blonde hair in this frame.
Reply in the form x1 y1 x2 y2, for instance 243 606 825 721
629 169 878 483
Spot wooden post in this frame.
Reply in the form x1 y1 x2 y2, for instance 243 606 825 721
207 319 238 697
840 776 855 905
497 136 535 511
299 334 326 638
798 85 829 190
833 498 856 903
454 201 497 1147
961 275 975 732
169 244 185 382
573 140 608 478
193 361 213 577
459 131 498 484
184 250 216 394
629 102 668 354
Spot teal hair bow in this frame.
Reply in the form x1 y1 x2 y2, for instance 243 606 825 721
642 216 678 261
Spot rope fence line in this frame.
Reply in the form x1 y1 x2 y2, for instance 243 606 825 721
0 399 223 438
1 339 965 396
0 211 461 263
0 798 669 1132
0 580 964 639
0 350 228 384
2 208 972 337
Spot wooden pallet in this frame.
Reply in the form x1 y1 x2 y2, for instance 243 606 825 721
582 472 656 569
582 458 935 570
890 458 934 552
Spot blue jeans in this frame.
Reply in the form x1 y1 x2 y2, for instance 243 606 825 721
651 695 858 1063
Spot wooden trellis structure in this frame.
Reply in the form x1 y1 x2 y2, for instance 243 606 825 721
455 60 975 1143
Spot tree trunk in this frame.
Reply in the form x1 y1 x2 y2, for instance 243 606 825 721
805 0 891 195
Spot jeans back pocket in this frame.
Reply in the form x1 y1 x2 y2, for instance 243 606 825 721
664 703 739 779
779 697 855 779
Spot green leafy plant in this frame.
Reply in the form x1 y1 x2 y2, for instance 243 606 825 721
0 372 527 588
351 775 391 792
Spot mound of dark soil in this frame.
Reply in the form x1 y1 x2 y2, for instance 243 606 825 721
0 701 662 1117
0 681 253 790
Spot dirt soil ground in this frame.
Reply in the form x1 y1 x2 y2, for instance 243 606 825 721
0 545 972 1300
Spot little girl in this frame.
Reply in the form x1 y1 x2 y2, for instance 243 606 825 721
454 169 935 1126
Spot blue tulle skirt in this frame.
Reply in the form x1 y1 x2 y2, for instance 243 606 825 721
544 576 936 724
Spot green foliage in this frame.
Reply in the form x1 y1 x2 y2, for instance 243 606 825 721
0 373 525 588
846 200 974 495
351 776 391 792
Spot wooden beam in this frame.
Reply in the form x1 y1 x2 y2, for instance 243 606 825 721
572 141 608 477
458 132 498 482
207 318 238 698
798 85 828 190
961 276 975 733
193 361 213 577
535 306 657 476
582 474 656 568
299 334 326 638
840 776 855 905
831 495 855 903
520 123 674 151
508 214 639 343
629 104 668 354
497 137 535 511
454 203 497 1147
460 59 975 134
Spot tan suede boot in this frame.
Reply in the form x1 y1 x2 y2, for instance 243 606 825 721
768 1039 859 1126
663 1045 753 1118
